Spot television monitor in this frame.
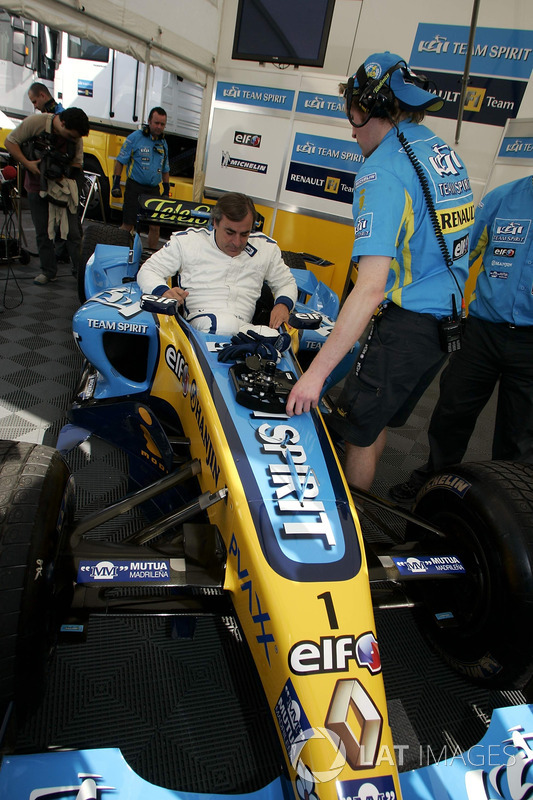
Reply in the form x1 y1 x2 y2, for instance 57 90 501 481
232 0 336 68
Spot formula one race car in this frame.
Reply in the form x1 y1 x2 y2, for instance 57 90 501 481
1 219 533 800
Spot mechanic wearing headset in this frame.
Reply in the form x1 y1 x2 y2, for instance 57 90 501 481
390 175 533 502
136 191 297 336
112 106 170 251
28 82 64 114
286 51 474 491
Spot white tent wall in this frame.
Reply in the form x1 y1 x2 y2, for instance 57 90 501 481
0 0 220 85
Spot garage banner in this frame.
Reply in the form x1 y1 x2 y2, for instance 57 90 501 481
284 132 364 206
410 23 533 126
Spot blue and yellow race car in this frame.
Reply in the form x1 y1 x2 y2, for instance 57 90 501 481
1 213 533 800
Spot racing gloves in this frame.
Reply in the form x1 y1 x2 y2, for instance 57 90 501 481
217 329 291 363
111 175 122 197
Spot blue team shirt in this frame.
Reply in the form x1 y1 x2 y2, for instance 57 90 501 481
352 120 474 319
116 128 169 186
468 176 533 326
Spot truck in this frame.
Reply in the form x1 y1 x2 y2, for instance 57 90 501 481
0 7 204 217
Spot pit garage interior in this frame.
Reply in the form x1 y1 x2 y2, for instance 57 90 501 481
0 212 527 791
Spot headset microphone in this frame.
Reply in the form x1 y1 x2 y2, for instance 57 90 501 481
142 124 164 140
344 61 406 128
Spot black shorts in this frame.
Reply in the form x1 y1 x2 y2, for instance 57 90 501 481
327 303 447 447
122 179 161 226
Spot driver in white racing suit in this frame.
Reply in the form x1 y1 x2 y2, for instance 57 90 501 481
136 192 297 335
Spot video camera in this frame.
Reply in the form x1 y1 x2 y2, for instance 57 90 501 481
21 134 74 181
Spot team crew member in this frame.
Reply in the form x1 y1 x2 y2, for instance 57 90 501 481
286 51 474 491
390 175 533 502
136 192 297 335
112 106 170 251
5 108 89 285
27 82 64 114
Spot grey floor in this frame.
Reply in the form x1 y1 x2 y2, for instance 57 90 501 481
0 205 523 790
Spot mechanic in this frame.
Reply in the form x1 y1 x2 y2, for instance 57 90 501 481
136 191 297 335
5 107 89 285
285 51 474 492
389 175 533 502
27 82 64 114
112 106 170 252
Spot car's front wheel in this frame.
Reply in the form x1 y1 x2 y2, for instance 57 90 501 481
0 441 74 723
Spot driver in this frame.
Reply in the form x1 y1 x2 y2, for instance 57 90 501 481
136 192 297 335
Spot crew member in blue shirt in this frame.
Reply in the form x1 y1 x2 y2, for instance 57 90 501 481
28 83 64 114
390 175 533 502
286 52 474 491
112 106 170 251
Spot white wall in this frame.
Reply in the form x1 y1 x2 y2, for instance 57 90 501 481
214 0 533 205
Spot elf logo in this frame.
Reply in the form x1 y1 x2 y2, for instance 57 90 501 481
234 131 262 147
494 247 515 257
453 233 469 260
289 632 381 675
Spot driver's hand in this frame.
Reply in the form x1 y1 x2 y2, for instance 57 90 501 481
163 287 189 305
286 371 323 416
269 303 290 330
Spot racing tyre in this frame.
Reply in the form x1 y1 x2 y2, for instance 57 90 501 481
409 460 533 689
79 223 133 303
0 441 74 722
281 250 307 271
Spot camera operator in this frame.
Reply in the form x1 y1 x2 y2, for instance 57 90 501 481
5 108 89 285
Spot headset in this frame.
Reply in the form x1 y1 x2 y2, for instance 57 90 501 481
142 124 165 140
344 60 434 127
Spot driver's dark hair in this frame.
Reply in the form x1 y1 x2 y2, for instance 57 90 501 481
59 107 90 136
148 106 167 121
211 192 257 224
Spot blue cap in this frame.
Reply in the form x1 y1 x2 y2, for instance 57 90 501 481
352 52 444 112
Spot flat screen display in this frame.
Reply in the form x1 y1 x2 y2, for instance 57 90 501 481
232 0 336 68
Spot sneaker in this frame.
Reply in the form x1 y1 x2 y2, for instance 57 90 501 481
388 477 424 503
33 273 57 285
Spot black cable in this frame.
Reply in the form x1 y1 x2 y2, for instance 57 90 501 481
0 210 24 310
395 126 464 304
